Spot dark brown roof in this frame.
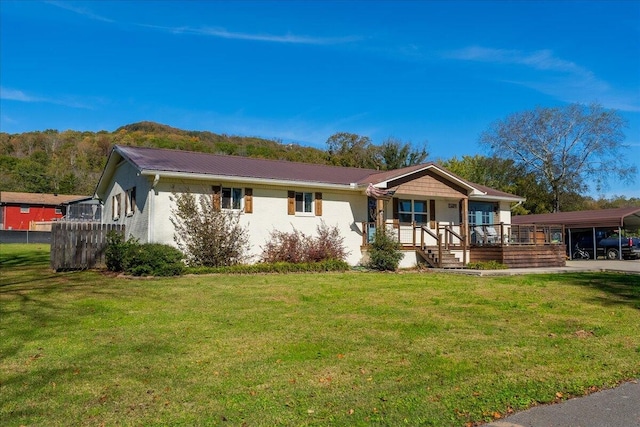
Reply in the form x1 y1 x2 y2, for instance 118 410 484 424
0 191 89 206
512 207 640 228
471 182 526 200
117 145 377 185
108 145 523 201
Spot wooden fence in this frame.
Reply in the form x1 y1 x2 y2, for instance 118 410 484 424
50 222 125 271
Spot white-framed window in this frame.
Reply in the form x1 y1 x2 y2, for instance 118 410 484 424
398 199 428 224
20 205 30 213
287 191 321 216
55 207 62 214
295 192 313 213
125 187 136 216
112 193 121 220
222 187 243 210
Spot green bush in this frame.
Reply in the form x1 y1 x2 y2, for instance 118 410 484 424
106 234 184 276
186 259 350 275
105 231 136 272
122 243 185 276
367 230 403 271
466 260 508 270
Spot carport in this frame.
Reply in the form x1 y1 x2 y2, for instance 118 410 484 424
512 207 640 260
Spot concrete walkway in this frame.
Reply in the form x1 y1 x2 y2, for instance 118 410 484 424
432 258 640 276
485 379 640 427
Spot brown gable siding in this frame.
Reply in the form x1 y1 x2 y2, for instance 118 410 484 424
389 169 468 198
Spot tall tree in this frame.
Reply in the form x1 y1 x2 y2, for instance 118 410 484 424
441 155 552 214
325 132 377 169
377 137 428 170
480 103 636 212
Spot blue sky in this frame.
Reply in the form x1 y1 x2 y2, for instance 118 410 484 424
1 1 639 197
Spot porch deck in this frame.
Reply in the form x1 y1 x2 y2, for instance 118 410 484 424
361 222 566 268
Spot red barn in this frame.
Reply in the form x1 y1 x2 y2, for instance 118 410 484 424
0 192 88 230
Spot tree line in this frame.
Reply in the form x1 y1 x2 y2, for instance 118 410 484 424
1 103 637 213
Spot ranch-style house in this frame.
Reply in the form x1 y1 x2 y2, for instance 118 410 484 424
95 145 564 268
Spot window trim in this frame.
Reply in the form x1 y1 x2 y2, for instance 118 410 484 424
287 191 322 216
125 187 136 216
221 186 243 211
20 205 30 214
112 193 121 221
212 185 253 213
396 198 428 224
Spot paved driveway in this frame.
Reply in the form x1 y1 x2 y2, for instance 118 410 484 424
483 260 640 426
565 258 640 274
439 258 640 276
485 379 640 427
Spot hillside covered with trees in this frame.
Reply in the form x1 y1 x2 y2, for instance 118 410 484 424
1 121 637 213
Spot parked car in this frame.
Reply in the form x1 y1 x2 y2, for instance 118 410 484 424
575 231 640 260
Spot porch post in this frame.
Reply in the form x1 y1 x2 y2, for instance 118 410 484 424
376 198 385 231
461 198 469 246
461 198 468 265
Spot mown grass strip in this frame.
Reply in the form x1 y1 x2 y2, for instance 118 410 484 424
1 244 639 426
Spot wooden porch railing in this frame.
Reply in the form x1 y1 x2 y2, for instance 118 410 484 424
361 221 468 267
471 223 565 246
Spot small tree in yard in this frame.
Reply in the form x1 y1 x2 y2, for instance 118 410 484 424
367 229 403 271
170 191 249 267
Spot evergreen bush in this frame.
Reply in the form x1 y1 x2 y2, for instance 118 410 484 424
122 243 185 276
367 230 403 271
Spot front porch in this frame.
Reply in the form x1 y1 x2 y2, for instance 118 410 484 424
361 221 567 268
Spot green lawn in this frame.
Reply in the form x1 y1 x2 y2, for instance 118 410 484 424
1 244 639 426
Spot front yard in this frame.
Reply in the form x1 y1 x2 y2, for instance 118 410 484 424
1 244 639 426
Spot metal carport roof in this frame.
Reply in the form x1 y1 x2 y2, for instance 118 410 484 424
512 207 640 229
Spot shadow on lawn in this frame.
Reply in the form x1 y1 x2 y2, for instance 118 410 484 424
559 272 640 309
0 267 141 360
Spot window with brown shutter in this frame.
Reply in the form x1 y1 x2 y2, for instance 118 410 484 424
315 192 322 216
244 188 253 213
287 191 295 215
430 199 436 228
212 185 221 212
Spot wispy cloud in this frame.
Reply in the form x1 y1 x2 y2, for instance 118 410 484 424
0 87 94 109
1 88 41 103
448 46 588 74
47 1 360 46
447 46 640 112
141 24 362 45
45 1 114 23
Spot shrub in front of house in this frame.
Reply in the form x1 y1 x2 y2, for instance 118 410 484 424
261 222 348 264
105 231 136 272
466 260 508 270
122 243 185 276
367 230 403 271
187 259 350 275
106 233 184 276
170 192 250 267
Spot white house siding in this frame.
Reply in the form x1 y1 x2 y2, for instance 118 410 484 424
102 161 150 241
126 178 370 266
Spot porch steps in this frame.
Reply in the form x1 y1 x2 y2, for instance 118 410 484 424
417 246 465 269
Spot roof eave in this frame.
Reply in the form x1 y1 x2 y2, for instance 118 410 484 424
139 170 361 191
470 194 526 203
372 164 480 193
94 148 131 199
